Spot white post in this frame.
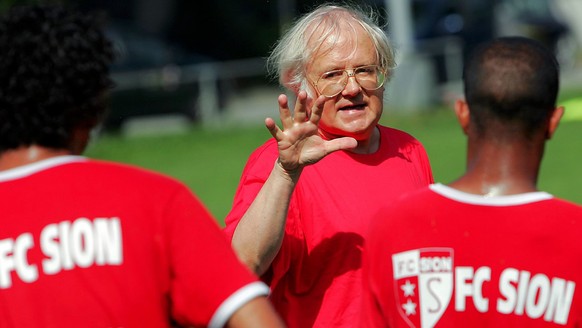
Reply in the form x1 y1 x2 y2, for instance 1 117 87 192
198 64 220 125
384 0 436 110
386 0 414 57
278 0 296 36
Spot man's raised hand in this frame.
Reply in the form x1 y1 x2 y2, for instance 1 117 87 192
265 91 357 174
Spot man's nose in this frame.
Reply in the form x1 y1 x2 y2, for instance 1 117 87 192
342 73 362 96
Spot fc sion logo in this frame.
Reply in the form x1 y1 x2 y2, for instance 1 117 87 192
393 248 454 328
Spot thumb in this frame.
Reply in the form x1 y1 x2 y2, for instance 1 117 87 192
324 137 358 154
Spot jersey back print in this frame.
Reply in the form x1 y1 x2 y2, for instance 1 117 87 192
362 184 582 327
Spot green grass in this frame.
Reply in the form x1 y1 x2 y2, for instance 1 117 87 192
381 107 582 205
86 101 582 226
87 125 268 225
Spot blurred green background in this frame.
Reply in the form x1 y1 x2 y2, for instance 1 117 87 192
6 0 578 226
86 94 582 226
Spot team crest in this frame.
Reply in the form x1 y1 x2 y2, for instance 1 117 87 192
392 248 454 328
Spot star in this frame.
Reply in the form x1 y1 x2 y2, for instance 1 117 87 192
401 280 416 297
402 299 417 316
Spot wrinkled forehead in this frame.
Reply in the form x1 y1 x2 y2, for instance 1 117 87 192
304 14 369 65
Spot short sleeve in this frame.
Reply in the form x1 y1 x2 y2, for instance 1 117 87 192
165 186 267 326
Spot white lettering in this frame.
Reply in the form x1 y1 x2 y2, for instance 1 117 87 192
42 217 123 274
41 223 61 275
58 221 74 270
0 238 15 288
455 267 473 311
393 250 577 325
455 266 490 312
515 270 531 315
473 267 490 313
545 278 575 325
1 217 123 289
70 218 95 268
526 274 550 319
393 250 419 279
497 268 519 314
94 217 123 265
0 234 37 289
497 268 575 324
14 234 37 283
420 257 452 273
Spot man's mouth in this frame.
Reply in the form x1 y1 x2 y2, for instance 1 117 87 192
339 104 366 111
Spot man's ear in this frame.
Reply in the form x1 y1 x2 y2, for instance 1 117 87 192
454 99 470 135
547 106 564 140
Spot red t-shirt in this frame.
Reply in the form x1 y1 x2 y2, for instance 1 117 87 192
0 156 268 328
362 183 582 327
224 125 433 327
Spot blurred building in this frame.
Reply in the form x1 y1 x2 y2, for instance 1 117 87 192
76 0 580 127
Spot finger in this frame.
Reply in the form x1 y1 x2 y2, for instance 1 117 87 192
277 94 293 128
265 117 283 140
308 95 328 124
293 90 309 123
324 137 358 154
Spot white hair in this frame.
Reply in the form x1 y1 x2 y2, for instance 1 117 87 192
266 3 396 95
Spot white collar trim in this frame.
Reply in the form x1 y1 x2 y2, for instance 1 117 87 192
0 155 87 182
429 183 553 206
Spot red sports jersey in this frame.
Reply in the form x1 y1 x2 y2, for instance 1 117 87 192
362 183 582 327
0 156 269 328
224 125 433 327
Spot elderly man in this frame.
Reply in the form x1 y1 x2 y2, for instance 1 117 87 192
224 4 433 327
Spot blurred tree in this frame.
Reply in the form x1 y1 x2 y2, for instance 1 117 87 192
166 0 385 60
167 0 280 60
0 0 70 12
1 0 386 61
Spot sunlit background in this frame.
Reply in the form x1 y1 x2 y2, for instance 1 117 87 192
3 0 582 221
4 0 580 131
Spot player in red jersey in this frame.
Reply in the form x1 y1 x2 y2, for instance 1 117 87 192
0 5 285 328
361 36 582 327
223 4 433 327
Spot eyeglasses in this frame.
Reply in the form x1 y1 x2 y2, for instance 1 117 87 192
312 65 387 98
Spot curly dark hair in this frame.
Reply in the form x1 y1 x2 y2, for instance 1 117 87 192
0 5 114 152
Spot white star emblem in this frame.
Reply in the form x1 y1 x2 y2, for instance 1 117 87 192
401 280 416 297
402 299 417 316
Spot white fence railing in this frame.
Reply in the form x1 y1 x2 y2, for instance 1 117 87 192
110 57 268 125
110 39 464 126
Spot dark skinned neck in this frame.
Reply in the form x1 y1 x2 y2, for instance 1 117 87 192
0 146 72 171
448 139 544 196
0 126 94 171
